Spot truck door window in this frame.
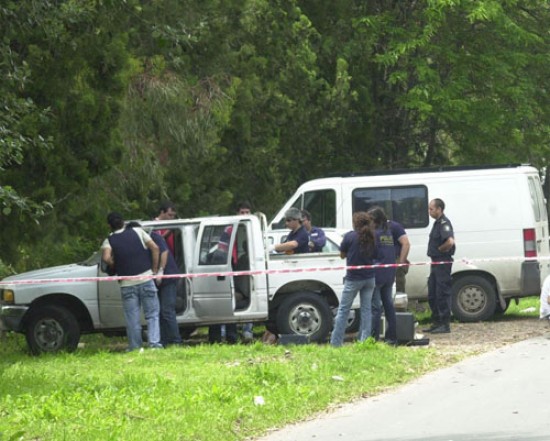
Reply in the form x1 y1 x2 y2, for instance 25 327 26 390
199 224 233 265
352 186 428 229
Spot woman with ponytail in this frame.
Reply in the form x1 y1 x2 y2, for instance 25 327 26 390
330 212 378 347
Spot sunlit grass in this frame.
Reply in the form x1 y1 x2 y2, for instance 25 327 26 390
0 331 452 441
0 298 541 441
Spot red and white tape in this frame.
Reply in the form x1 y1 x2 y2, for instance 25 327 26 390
0 255 539 286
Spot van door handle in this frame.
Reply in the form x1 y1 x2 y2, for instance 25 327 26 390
217 276 225 281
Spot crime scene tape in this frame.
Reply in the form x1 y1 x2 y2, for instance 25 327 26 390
0 255 540 286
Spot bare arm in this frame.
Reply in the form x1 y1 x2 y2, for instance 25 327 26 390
274 240 298 253
102 248 114 268
146 239 160 273
397 235 410 263
159 249 168 270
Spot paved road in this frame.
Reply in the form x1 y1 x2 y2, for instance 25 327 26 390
257 334 550 441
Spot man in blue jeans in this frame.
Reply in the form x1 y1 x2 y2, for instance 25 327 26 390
151 230 183 346
102 212 163 351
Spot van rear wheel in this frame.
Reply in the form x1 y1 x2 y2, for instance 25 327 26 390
452 276 496 322
276 293 331 342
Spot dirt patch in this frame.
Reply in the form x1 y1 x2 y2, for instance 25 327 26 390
416 315 550 358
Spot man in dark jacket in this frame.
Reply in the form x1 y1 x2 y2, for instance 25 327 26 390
425 199 456 334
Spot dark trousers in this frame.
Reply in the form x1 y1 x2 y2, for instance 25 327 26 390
372 282 397 343
427 261 453 325
208 324 238 344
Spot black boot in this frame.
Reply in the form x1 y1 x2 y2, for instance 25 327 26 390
422 323 441 333
430 323 450 334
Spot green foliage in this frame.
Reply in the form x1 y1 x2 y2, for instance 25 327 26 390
0 0 549 270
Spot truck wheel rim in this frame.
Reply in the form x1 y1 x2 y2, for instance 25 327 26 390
288 303 321 335
458 286 486 313
34 318 64 351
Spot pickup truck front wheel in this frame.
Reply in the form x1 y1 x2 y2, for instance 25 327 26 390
25 305 80 355
276 293 331 342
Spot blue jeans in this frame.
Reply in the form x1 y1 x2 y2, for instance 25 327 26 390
121 280 161 350
158 282 182 346
331 277 375 347
372 282 397 343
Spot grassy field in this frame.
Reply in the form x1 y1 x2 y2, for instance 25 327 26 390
0 297 540 441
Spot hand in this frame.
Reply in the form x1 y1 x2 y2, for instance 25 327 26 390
154 268 164 286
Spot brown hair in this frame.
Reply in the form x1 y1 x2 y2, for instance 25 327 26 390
352 211 375 253
367 206 388 231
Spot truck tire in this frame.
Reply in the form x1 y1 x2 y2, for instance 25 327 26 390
276 293 332 342
451 275 497 322
494 298 511 315
25 305 80 355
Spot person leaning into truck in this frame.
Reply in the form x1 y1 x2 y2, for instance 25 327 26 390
102 212 163 351
331 212 378 347
150 230 183 347
301 209 327 252
126 220 183 347
424 198 455 334
273 207 309 254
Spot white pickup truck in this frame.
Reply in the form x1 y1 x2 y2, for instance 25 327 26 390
0 214 351 354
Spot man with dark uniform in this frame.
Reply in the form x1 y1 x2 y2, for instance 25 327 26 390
425 198 455 334
273 207 309 254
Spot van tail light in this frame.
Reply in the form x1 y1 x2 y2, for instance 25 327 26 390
523 228 537 258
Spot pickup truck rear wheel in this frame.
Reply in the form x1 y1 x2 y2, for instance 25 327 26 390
276 293 331 342
25 305 80 355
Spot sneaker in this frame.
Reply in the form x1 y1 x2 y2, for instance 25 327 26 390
430 324 450 334
242 331 254 343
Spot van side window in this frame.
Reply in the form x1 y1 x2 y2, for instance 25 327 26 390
352 186 429 229
528 177 543 222
303 189 336 228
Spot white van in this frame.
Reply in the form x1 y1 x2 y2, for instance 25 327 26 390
269 164 550 321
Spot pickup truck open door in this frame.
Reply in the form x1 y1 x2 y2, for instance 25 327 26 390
191 217 268 321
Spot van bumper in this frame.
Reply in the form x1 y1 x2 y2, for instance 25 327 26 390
521 261 541 295
0 305 29 332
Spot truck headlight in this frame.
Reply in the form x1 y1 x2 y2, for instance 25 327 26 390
1 289 14 303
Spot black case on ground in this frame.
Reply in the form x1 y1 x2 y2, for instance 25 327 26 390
396 312 415 343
